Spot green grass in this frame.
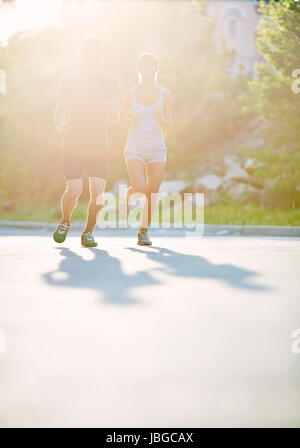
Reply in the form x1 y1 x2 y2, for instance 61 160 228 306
0 199 300 226
204 203 300 226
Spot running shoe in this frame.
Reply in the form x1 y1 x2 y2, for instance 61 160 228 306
53 221 70 243
81 232 98 247
137 230 152 246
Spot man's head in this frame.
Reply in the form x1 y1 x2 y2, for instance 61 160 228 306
81 34 104 72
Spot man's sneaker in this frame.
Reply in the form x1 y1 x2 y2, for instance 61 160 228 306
137 230 152 246
53 222 70 243
81 232 98 247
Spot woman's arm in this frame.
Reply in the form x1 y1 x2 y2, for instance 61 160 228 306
119 89 139 127
156 88 173 132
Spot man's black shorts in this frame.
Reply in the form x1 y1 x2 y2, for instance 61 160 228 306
61 132 109 181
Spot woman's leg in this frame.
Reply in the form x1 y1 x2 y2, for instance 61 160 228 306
126 159 147 206
140 162 165 230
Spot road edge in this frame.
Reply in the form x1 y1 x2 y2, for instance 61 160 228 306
0 220 299 237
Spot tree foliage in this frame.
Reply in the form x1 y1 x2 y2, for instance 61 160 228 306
241 0 300 208
244 0 300 149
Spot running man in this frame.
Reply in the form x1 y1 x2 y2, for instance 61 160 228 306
119 52 173 245
53 34 120 247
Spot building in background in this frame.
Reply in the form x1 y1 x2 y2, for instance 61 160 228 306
0 0 264 84
60 0 264 76
206 0 263 75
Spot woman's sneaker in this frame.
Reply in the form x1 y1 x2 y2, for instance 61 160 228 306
81 232 98 247
53 222 70 243
137 230 152 246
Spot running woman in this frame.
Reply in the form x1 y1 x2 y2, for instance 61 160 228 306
53 34 120 247
119 52 173 245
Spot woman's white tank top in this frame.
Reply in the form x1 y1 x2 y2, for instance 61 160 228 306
124 84 167 153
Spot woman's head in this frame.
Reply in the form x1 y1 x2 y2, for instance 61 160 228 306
81 34 103 71
137 52 158 83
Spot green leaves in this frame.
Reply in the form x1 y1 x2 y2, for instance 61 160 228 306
245 0 300 150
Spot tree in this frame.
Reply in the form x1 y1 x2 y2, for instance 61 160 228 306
241 0 300 209
244 0 300 150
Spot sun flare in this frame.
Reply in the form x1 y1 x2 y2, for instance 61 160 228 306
0 0 63 42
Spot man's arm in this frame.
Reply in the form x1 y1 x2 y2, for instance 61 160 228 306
106 96 121 125
53 78 70 132
105 78 121 125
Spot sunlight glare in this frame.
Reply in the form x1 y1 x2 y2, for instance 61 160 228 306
0 0 63 43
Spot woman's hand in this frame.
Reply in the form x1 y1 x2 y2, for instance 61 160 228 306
155 105 163 126
156 89 173 132
57 114 71 135
128 111 139 126
59 124 71 136
156 104 171 130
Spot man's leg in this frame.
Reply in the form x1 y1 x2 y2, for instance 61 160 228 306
61 178 83 225
53 178 82 243
82 176 106 234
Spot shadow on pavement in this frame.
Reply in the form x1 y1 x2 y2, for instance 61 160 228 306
126 246 270 292
43 247 158 305
44 242 270 306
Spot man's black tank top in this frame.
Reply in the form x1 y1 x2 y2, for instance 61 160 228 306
59 68 120 150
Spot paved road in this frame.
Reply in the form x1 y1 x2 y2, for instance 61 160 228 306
0 229 300 427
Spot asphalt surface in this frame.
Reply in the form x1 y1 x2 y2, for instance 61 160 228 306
0 229 299 427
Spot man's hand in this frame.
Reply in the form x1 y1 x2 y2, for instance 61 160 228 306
105 96 121 125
